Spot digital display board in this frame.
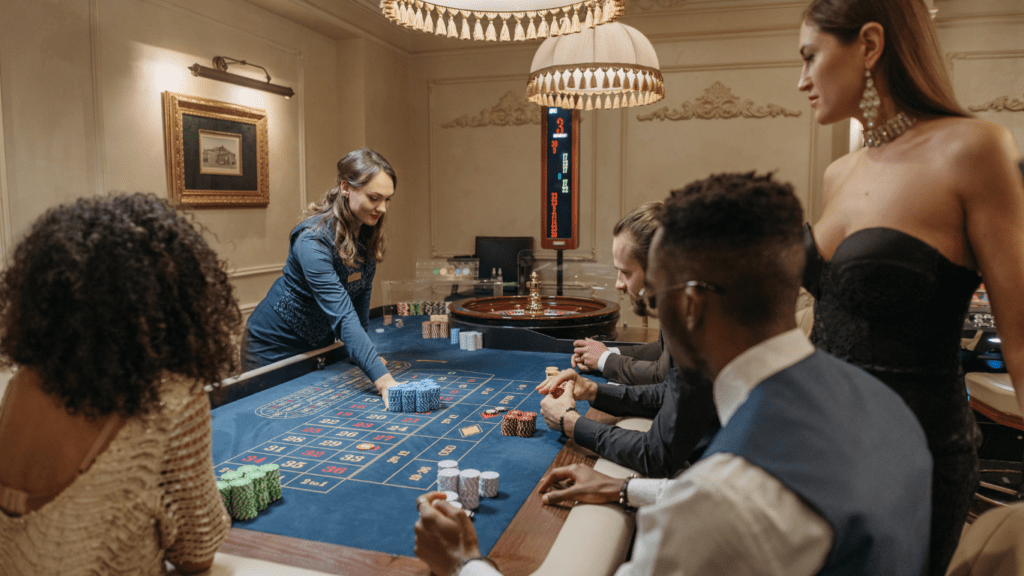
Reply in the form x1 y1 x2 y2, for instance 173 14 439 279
541 107 579 250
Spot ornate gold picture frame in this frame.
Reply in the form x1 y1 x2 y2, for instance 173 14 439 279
162 92 269 208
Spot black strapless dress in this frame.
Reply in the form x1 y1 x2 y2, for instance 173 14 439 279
804 225 982 576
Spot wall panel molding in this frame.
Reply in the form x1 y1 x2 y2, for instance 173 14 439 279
969 94 1024 113
637 81 801 121
441 90 541 128
622 59 821 217
946 49 1024 78
427 77 598 261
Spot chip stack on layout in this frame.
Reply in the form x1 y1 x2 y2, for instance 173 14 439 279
479 471 500 498
437 468 460 492
500 410 537 437
458 469 481 510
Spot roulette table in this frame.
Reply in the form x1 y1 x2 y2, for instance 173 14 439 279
211 315 617 575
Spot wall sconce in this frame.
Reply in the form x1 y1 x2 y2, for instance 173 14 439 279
189 56 295 99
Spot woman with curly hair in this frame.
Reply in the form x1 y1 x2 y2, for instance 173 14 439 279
243 149 400 401
0 193 239 574
797 0 1024 573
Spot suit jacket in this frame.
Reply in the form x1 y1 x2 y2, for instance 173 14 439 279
601 331 670 386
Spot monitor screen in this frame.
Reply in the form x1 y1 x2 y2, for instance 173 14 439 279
475 236 533 282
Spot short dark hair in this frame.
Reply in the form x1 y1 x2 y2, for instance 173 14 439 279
613 201 662 272
0 193 241 418
658 172 805 326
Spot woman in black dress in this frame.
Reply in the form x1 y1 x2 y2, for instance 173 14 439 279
797 1 1024 573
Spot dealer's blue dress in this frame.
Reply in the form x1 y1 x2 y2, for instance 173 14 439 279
803 224 982 576
243 216 388 383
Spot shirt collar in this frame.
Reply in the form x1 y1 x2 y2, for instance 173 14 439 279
713 328 815 426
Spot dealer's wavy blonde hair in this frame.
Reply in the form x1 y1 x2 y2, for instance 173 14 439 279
307 149 396 267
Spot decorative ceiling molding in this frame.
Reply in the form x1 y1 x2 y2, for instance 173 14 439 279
637 81 801 121
624 0 690 12
969 94 1024 113
441 90 541 128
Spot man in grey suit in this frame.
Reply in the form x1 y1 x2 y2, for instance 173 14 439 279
539 202 719 479
571 202 669 386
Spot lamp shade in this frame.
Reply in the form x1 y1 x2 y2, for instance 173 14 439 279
527 22 664 110
380 0 624 42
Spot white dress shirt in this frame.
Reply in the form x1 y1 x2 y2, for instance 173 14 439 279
459 329 832 576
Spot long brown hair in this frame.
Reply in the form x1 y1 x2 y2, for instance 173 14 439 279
307 149 396 267
804 0 970 119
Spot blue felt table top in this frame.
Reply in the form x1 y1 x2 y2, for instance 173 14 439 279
211 316 598 557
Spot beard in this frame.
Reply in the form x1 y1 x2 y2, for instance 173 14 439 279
629 292 648 317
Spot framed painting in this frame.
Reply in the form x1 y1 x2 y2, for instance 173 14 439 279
162 92 269 208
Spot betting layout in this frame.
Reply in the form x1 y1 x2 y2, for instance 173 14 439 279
213 362 539 495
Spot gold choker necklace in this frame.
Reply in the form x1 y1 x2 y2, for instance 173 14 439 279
863 112 916 147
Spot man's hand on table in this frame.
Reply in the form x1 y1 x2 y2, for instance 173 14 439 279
535 369 597 402
571 338 609 372
415 492 482 575
538 464 621 506
540 381 582 439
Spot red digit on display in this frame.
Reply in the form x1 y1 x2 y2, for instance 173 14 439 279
551 140 557 154
556 118 565 134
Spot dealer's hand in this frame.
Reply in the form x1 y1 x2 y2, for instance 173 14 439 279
374 373 400 409
571 338 609 372
414 492 482 576
540 381 581 439
538 464 621 506
535 369 597 402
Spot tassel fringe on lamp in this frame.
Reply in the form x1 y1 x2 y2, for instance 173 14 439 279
379 0 624 42
527 22 664 110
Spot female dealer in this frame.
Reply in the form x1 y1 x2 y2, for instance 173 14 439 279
243 149 400 401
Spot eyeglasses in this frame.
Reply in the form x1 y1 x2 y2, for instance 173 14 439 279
638 280 724 311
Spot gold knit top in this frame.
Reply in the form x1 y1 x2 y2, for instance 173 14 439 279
0 375 231 575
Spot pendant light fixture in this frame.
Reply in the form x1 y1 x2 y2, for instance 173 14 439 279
527 22 664 110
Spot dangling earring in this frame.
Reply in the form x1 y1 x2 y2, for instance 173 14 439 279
859 68 880 131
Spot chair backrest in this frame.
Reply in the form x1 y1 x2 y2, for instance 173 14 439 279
946 503 1024 576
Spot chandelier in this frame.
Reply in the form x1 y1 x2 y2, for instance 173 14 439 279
380 0 625 42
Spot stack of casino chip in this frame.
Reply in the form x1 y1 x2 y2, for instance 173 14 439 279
228 477 258 520
387 379 442 412
218 464 284 520
479 471 500 498
259 463 283 501
395 318 404 328
397 302 411 316
420 318 451 339
459 331 483 351
458 469 481 510
437 468 460 492
450 327 460 345
383 314 393 326
500 410 537 437
216 480 231 510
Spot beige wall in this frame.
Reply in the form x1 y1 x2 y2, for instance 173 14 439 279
0 0 349 317
2 0 1023 336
